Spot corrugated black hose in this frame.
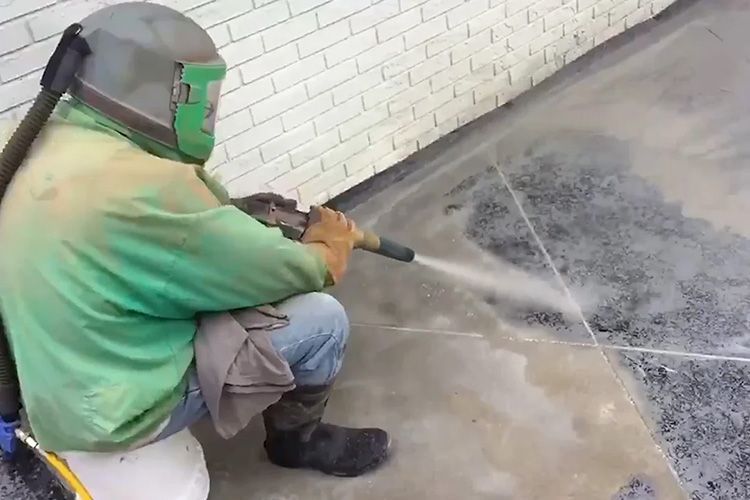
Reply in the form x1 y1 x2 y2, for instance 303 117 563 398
0 24 90 421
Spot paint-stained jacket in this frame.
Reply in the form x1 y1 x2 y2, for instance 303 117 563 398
0 114 328 452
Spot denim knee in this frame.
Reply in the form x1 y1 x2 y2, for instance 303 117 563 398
309 292 349 351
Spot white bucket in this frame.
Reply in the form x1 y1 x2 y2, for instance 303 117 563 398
60 429 210 500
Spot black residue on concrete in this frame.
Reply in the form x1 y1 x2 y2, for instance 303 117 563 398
612 475 658 500
617 351 750 500
496 133 750 358
0 447 71 500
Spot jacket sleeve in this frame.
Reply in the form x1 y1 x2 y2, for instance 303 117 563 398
158 169 329 315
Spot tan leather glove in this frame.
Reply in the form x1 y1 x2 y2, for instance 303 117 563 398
302 207 359 284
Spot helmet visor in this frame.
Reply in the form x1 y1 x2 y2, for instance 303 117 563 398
202 79 222 134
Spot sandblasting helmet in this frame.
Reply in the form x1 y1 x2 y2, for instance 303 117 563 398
71 2 226 163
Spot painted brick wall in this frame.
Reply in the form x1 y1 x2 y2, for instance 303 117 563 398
0 0 676 205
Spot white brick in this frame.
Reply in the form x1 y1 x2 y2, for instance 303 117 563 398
0 20 32 58
205 144 228 171
189 0 255 29
330 165 375 196
507 19 545 50
436 115 459 136
457 94 496 126
307 59 358 97
495 47 526 71
270 158 322 192
405 16 447 49
382 46 428 78
220 35 264 69
506 0 530 16
0 38 54 82
454 62 494 95
394 114 434 147
342 138 394 175
430 58 471 91
289 0 328 15
578 0 599 9
388 79 430 114
529 0 562 22
416 127 439 149
351 0 400 33
214 149 264 184
376 8 422 42
240 44 298 82
215 109 252 143
220 77 274 118
227 1 290 40
447 0 489 28
324 30 378 67
252 0 280 7
545 6 576 30
564 9 596 36
208 25 232 48
426 25 468 58
0 0 54 23
401 0 431 9
281 93 333 130
332 67 382 104
298 165 346 201
468 4 507 36
27 0 92 41
422 0 463 21
472 70 511 102
222 69 243 95
531 61 558 85
470 41 509 70
289 129 340 167
321 132 369 169
369 108 413 143
0 71 41 113
261 122 316 161
315 98 364 133
363 73 410 109
625 5 652 28
530 25 564 54
592 0 626 17
594 19 626 44
226 153 293 192
273 56 326 92
451 30 491 63
252 84 308 124
317 0 370 27
563 37 594 64
298 21 350 58
410 53 452 85
358 37 404 73
224 118 284 158
413 85 453 118
491 15 515 43
262 12 318 50
508 51 546 84
609 0 639 24
340 105 389 141
434 91 473 123
374 141 418 172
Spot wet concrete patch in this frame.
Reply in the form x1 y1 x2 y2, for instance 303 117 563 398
0 448 71 500
197 326 685 500
497 133 750 358
610 351 750 500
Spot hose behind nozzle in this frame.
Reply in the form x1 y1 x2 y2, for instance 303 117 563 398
0 24 90 426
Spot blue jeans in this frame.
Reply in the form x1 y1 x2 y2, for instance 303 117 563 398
155 292 349 441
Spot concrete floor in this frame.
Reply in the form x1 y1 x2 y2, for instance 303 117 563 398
3 0 749 498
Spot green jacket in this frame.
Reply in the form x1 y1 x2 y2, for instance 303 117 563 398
0 116 328 452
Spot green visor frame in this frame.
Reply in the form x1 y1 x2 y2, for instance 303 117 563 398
174 60 226 162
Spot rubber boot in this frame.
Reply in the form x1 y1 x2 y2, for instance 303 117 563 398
262 385 390 477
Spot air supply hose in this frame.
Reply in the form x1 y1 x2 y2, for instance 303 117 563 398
0 24 90 423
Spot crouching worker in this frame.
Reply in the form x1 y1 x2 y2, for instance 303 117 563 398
0 2 389 480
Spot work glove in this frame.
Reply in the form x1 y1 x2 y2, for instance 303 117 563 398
302 207 359 284
231 192 298 216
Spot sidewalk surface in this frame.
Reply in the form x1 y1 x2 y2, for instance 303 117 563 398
3 0 748 498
